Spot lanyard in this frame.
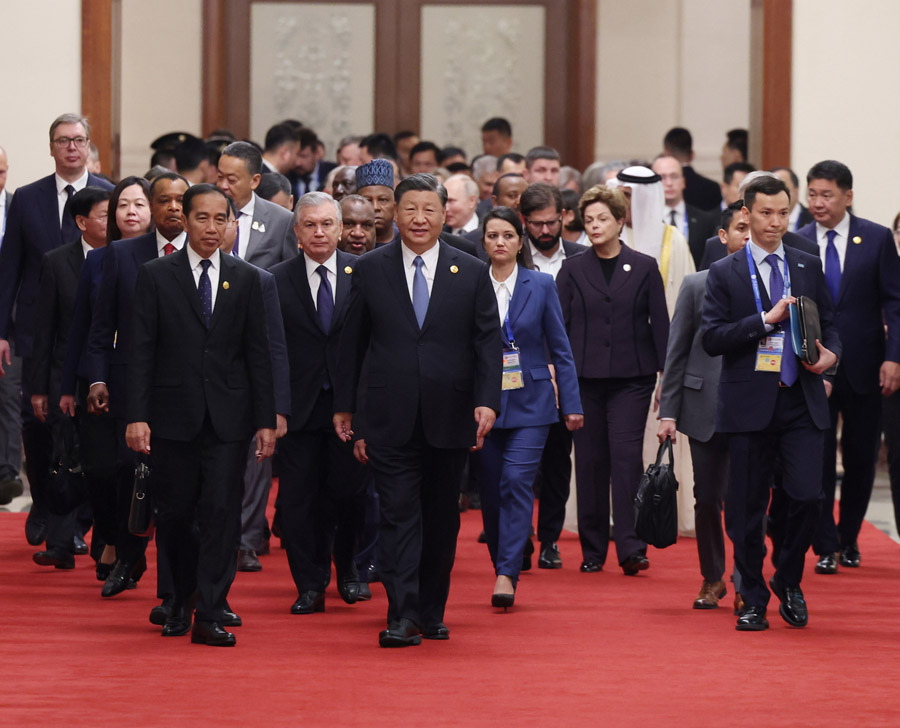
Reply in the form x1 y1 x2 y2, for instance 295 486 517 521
503 305 517 349
746 247 790 315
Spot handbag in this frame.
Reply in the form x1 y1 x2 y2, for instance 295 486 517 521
789 295 822 365
45 416 89 516
634 437 679 549
128 456 154 538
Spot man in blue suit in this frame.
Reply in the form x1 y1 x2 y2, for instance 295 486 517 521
796 160 900 573
0 113 113 544
702 175 841 631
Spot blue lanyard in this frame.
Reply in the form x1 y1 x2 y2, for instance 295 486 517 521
503 305 516 349
746 247 790 315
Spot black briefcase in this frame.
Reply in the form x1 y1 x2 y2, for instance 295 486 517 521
634 438 679 549
789 295 822 365
128 457 154 538
45 416 89 516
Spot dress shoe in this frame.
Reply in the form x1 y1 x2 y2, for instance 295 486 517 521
580 561 602 573
379 618 421 647
693 579 726 610
0 476 24 505
191 620 235 647
101 559 137 597
467 491 481 510
73 534 89 555
735 606 769 631
769 578 808 627
357 582 372 601
814 553 838 574
219 609 242 627
538 542 562 569
422 622 450 640
477 530 487 544
24 509 48 546
291 591 325 614
96 561 114 582
161 606 192 637
359 562 380 583
733 592 745 616
621 554 649 576
131 554 148 584
336 561 360 604
32 548 75 569
150 596 175 626
491 592 515 611
521 537 534 572
839 543 861 568
237 549 262 572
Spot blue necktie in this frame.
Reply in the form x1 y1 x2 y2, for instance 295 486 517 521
412 256 429 328
198 259 212 328
316 265 333 333
765 253 797 386
824 229 841 302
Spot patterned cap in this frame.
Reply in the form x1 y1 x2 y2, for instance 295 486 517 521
355 159 395 190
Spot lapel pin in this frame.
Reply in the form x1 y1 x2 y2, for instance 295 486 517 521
251 220 259 231
344 266 353 274
623 263 632 272
450 265 459 274
222 281 230 290
798 263 805 268
853 236 862 244
259 223 266 233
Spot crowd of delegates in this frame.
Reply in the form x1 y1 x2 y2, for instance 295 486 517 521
1 112 899 646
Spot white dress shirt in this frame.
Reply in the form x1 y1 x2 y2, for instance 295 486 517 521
665 200 688 238
80 238 93 260
489 263 518 326
453 212 479 236
748 239 788 331
529 240 566 280
156 230 186 257
0 190 7 246
788 203 802 232
304 250 337 308
401 240 439 299
56 170 89 224
187 246 221 310
235 193 257 260
815 211 850 272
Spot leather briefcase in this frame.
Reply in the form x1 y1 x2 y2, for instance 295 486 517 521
128 457 154 538
634 438 679 549
789 295 822 365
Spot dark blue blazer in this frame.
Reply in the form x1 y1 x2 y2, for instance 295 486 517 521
701 245 841 433
0 172 113 357
494 267 581 429
699 230 819 271
796 215 900 394
61 246 107 396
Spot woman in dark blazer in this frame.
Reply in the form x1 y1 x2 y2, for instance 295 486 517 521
557 185 669 575
473 207 583 609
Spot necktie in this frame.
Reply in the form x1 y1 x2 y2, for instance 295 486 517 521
669 209 677 227
316 265 333 333
824 229 841 302
233 212 243 258
61 184 78 242
198 259 212 328
765 253 797 386
163 243 175 256
412 256 429 328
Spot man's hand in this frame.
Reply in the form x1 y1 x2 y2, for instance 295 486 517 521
657 419 677 444
564 414 584 431
802 339 838 375
0 338 10 376
87 383 110 414
471 406 496 451
823 380 833 398
333 412 353 442
764 296 796 325
31 394 48 422
256 428 276 461
59 395 77 417
652 374 663 413
126 422 151 454
353 438 368 464
275 414 288 439
879 361 900 397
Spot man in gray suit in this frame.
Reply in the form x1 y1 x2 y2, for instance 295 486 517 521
658 203 749 611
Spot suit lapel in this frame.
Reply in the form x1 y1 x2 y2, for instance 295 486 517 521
334 250 353 322
838 216 862 304
420 243 456 335
580 248 611 295
737 247 772 310
209 254 236 332
39 177 62 249
384 242 421 332
244 197 269 261
171 248 207 328
66 239 84 278
508 268 531 328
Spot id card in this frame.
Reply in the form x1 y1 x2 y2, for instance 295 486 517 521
501 348 524 390
755 332 784 372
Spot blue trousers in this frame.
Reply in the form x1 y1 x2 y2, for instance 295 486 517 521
475 425 550 586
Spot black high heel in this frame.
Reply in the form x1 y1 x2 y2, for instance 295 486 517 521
491 592 515 612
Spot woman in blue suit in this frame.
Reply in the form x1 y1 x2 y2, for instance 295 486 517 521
473 207 583 610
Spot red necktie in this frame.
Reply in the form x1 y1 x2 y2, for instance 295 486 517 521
163 243 175 256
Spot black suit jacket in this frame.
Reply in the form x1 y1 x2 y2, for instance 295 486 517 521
682 166 722 211
127 248 275 442
794 205 814 231
682 204 718 270
699 230 819 271
336 240 502 449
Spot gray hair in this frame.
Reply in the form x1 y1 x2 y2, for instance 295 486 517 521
472 155 498 180
50 113 90 141
294 191 341 223
337 135 364 153
445 173 478 199
558 165 583 193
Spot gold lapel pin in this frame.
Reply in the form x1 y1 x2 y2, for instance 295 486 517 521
450 265 459 274
853 236 862 244
222 281 230 290
344 266 353 274
251 220 259 231
623 263 632 272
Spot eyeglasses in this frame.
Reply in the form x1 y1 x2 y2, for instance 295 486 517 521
52 136 90 149
88 213 108 222
524 217 561 230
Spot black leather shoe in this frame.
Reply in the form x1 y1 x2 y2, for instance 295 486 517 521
336 561 360 604
580 561 602 573
237 549 262 572
477 530 487 544
291 591 325 614
521 537 534 572
538 542 562 569
379 618 421 647
621 554 649 576
150 596 175 626
101 559 135 598
0 476 24 505
131 554 148 584
735 606 769 631
422 622 450 640
814 553 838 574
360 562 380 583
32 548 75 569
73 535 89 555
24 508 48 546
357 582 372 601
96 561 114 582
219 609 242 627
161 606 192 636
191 620 235 647
770 577 808 627
839 543 861 568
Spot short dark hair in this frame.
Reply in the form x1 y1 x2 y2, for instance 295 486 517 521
182 183 230 217
663 127 693 156
725 128 748 161
723 161 756 185
150 149 174 169
70 186 111 220
770 166 800 189
144 164 172 181
743 175 790 211
257 172 292 202
492 172 525 197
445 162 471 175
394 173 447 206
279 118 304 131
410 141 441 162
525 146 560 169
481 117 512 137
174 137 208 173
205 142 221 169
264 123 300 152
439 146 466 164
107 176 152 242
360 133 397 161
719 200 744 231
392 130 418 144
496 152 525 171
297 127 319 151
149 172 189 198
221 141 263 176
560 188 583 232
520 182 563 217
807 160 853 191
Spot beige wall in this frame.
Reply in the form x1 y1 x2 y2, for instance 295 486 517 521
0 2 82 191
792 0 900 227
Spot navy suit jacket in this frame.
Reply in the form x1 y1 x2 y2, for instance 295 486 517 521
494 267 581 429
701 245 841 433
0 172 113 356
796 215 900 394
61 246 107 396
699 230 819 271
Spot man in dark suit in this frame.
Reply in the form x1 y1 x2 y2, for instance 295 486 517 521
796 160 900 573
334 173 502 647
290 127 336 197
0 113 113 543
271 192 368 614
663 127 721 211
126 184 276 647
702 175 840 631
653 155 718 270
771 167 813 232
261 123 301 176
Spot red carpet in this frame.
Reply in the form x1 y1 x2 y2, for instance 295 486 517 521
2 501 900 727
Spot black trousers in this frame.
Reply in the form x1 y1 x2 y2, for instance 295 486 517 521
688 433 729 583
534 417 573 545
726 385 824 609
882 389 900 535
150 421 246 621
75 380 117 551
366 419 466 627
